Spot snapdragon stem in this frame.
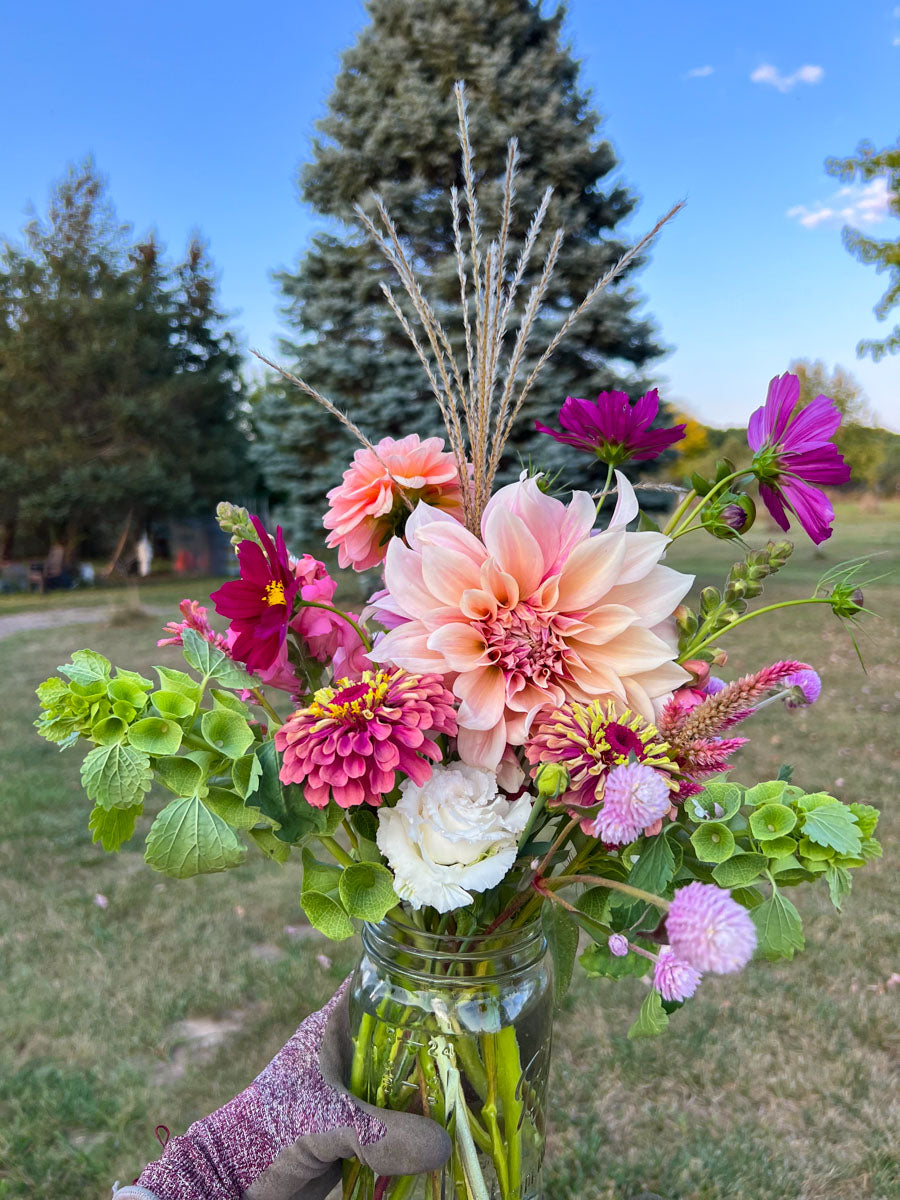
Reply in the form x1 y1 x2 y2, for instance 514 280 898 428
319 835 354 868
292 600 373 652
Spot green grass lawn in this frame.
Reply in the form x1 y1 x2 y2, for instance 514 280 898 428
1 504 897 1199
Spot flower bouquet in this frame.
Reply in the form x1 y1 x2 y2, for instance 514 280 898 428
37 87 881 1200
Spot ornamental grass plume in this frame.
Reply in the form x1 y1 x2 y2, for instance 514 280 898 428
324 434 465 571
653 947 703 1001
665 881 757 974
748 372 851 545
535 389 686 466
275 669 457 808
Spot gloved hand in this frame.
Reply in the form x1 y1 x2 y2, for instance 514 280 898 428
112 981 450 1200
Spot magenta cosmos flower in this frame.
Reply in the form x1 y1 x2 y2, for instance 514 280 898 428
370 473 693 770
275 669 457 808
536 389 686 466
748 373 850 545
210 517 300 673
665 881 756 974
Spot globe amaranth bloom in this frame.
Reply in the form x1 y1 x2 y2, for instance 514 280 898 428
582 760 672 845
535 389 686 466
210 517 300 673
371 472 693 770
525 700 676 836
665 881 756 974
748 373 851 545
324 434 466 571
275 669 457 808
653 947 702 1001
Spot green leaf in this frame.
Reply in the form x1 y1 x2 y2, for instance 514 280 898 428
627 989 669 1039
128 717 183 756
744 780 787 808
575 886 610 928
730 886 765 909
764 836 798 860
111 702 137 723
748 804 797 841
254 741 326 843
88 803 141 851
339 862 397 922
155 756 205 797
232 753 263 800
542 904 580 1003
300 891 355 940
202 786 264 830
113 668 153 691
208 658 257 690
151 690 195 720
580 942 649 981
181 628 229 676
692 781 743 821
349 807 380 843
690 821 735 863
154 666 203 703
209 689 252 717
248 827 291 863
107 678 150 710
825 864 852 911
848 803 879 839
200 709 255 759
797 836 833 862
751 889 805 961
144 795 245 878
59 649 111 686
92 716 127 745
627 830 677 895
301 847 343 897
860 836 883 861
81 743 153 810
801 803 861 857
711 852 768 888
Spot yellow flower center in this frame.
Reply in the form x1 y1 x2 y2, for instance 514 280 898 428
309 670 395 721
264 580 286 606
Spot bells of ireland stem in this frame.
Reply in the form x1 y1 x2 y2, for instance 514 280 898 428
701 491 756 540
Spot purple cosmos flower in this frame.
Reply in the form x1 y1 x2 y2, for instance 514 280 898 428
748 373 851 545
536 389 686 466
665 882 756 974
210 517 300 673
653 947 702 1001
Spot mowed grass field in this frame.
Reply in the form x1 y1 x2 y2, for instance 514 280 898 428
1 502 897 1200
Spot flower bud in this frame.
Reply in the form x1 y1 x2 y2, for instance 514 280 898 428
701 492 755 540
723 579 746 603
608 934 629 958
699 586 721 616
674 605 698 636
768 539 793 568
534 761 569 801
829 585 864 618
710 648 729 666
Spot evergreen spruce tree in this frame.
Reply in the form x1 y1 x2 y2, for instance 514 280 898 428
0 161 252 559
256 0 669 543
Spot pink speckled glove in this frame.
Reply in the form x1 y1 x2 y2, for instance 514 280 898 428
112 983 449 1200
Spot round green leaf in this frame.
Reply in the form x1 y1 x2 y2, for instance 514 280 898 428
200 709 255 759
108 678 149 710
151 690 195 720
155 755 205 797
300 891 354 940
203 787 263 830
691 782 743 821
711 852 768 888
112 701 137 723
128 717 184 756
691 821 735 863
764 836 798 860
744 780 788 808
338 862 397 922
749 803 797 841
145 794 245 878
92 716 127 745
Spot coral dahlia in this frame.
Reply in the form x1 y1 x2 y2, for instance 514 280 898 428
371 473 693 769
275 669 457 808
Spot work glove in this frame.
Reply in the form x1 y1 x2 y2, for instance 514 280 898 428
112 982 450 1200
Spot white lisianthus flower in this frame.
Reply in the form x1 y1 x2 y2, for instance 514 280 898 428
376 763 532 913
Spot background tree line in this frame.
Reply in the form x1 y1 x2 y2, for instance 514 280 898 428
1 0 897 569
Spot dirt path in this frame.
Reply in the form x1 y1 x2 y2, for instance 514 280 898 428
0 605 162 640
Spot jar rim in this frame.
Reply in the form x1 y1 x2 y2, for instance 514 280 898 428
360 914 547 983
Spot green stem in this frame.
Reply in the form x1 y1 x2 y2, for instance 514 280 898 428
480 1033 511 1198
496 1025 524 1197
594 461 616 517
667 470 750 538
250 688 283 728
292 600 373 652
350 1011 374 1099
661 487 697 536
684 596 833 659
319 835 354 868
546 873 670 911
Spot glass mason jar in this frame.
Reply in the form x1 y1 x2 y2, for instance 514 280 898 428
344 917 554 1200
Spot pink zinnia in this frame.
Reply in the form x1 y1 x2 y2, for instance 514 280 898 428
274 669 457 808
653 947 702 1001
370 473 692 770
535 389 686 466
665 881 756 974
158 599 229 652
748 373 851 545
210 517 300 673
324 434 465 571
582 761 671 845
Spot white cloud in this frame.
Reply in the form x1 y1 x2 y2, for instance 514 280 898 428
787 177 892 229
893 35 900 45
750 62 824 92
685 65 714 78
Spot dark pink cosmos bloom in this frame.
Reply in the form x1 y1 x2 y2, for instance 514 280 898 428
748 373 851 545
535 389 686 466
210 517 300 673
275 669 458 808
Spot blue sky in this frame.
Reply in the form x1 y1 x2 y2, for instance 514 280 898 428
2 0 898 428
